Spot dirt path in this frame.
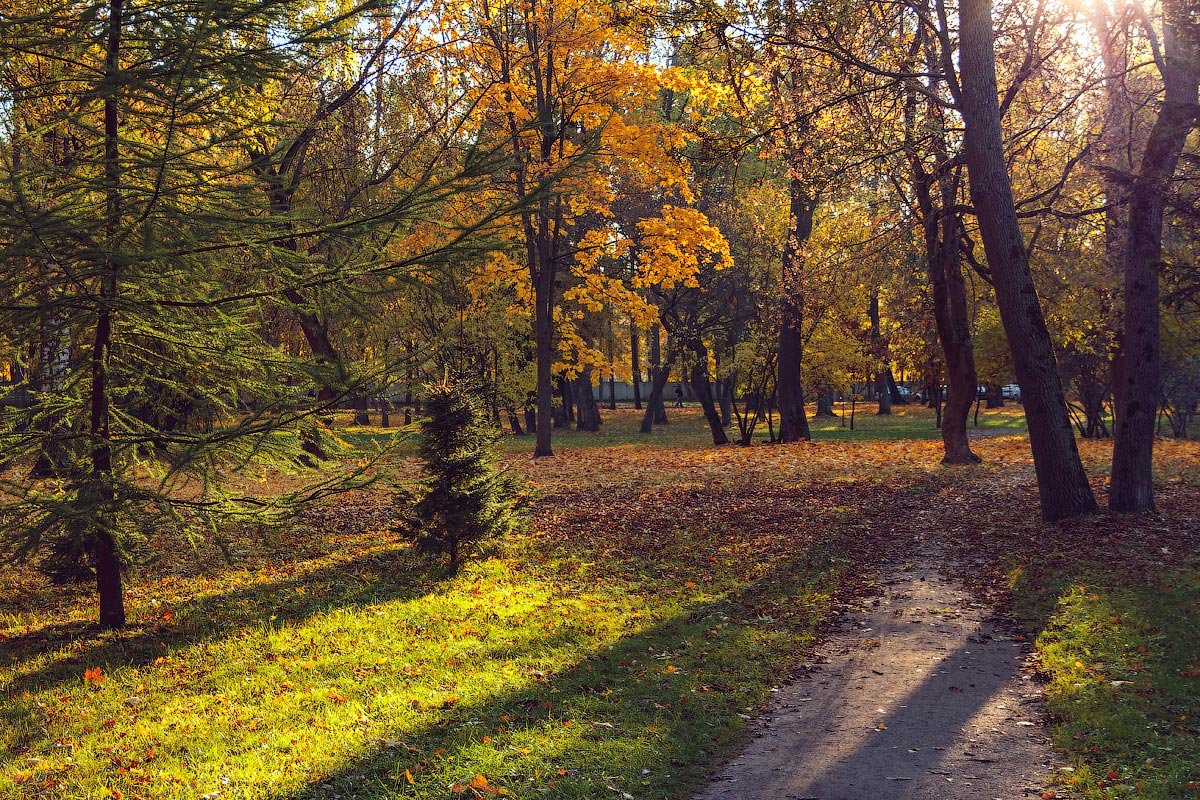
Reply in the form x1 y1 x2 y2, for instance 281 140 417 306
695 550 1064 800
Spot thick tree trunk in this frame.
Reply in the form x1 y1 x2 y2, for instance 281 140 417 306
815 391 837 417
630 326 643 409
778 178 815 442
876 373 892 415
690 344 729 446
957 0 1097 519
640 351 677 434
1111 35 1197 511
378 398 390 427
932 210 981 464
574 369 602 431
986 385 1004 409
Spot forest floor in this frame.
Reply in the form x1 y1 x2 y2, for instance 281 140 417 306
1 406 1198 800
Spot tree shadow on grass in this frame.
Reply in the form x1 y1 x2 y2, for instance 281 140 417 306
932 480 1200 798
264 552 893 800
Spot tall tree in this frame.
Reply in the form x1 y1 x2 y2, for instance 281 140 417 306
956 0 1098 519
1109 0 1199 512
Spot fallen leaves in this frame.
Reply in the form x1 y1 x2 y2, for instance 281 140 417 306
83 667 105 686
449 774 507 797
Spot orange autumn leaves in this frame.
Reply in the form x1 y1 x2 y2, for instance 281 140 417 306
450 773 508 797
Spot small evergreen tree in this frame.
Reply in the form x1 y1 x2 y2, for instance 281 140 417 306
404 379 522 570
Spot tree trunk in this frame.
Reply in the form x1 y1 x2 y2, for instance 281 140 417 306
957 0 1097 519
986 385 1004 409
554 373 571 427
640 350 677 433
690 344 729 446
1110 19 1197 511
93 0 126 629
869 293 893 415
507 409 525 435
532 265 555 457
650 325 667 425
607 371 616 410
378 398 391 427
718 377 733 427
574 369 602 432
815 391 837 418
886 369 906 404
778 178 815 442
352 394 370 426
631 326 643 409
932 209 981 465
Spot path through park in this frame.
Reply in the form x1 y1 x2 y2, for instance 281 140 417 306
695 544 1064 800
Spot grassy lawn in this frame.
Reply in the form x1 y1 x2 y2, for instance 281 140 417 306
338 401 1030 455
1 406 1196 800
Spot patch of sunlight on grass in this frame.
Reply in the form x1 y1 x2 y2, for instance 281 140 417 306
1031 579 1200 799
2 540 840 800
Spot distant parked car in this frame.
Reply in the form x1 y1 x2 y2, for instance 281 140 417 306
1002 384 1021 401
895 385 914 400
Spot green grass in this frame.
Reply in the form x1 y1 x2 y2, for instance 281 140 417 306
982 496 1200 800
0 462 868 799
4 405 1196 800
338 402 1030 454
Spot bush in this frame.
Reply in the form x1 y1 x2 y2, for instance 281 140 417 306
402 379 523 569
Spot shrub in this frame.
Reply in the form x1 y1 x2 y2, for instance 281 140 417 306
402 379 523 569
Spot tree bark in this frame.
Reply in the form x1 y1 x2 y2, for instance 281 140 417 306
778 178 815 442
869 294 893 415
93 0 126 629
718 378 733 427
507 408 526 435
533 267 555 455
815 391 837 417
886 369 906 404
640 350 677 433
931 207 980 464
957 0 1097 519
352 394 370 426
574 369 602 431
690 344 729 445
1110 12 1198 511
649 325 667 424
630 326 643 409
